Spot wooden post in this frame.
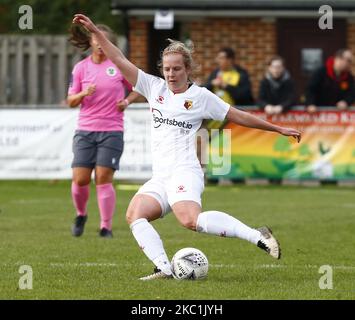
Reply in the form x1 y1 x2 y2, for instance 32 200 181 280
28 37 38 104
57 36 67 105
0 37 9 104
15 37 24 104
43 36 52 104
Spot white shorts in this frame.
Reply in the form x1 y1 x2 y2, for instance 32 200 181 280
136 170 204 217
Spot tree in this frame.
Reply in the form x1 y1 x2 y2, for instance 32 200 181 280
0 0 123 34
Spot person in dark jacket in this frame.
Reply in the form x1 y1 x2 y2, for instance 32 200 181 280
258 56 297 115
305 49 355 112
205 47 254 106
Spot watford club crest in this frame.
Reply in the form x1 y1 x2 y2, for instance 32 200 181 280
184 100 193 110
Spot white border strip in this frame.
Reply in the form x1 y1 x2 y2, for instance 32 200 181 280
126 9 355 18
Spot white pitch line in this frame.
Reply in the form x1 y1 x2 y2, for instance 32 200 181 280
211 264 355 270
45 263 355 271
2 262 354 271
49 262 118 267
115 184 141 191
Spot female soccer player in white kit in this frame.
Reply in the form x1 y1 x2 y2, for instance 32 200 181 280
73 14 302 280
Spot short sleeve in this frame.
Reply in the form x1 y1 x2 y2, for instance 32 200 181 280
68 63 82 95
133 69 164 101
202 88 231 121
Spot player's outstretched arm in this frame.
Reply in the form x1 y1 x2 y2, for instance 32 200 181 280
226 107 301 142
72 14 138 86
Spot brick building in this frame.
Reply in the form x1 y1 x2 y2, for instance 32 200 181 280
111 0 355 103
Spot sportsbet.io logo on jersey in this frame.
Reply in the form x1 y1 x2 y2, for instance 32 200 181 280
152 108 193 129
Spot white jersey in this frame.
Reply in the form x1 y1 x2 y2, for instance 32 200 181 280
134 69 230 177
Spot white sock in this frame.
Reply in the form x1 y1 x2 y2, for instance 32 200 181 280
196 210 261 244
130 218 172 275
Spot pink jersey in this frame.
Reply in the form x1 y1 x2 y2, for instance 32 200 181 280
68 56 132 131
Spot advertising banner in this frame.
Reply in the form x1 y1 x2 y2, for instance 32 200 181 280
0 105 152 180
207 110 355 180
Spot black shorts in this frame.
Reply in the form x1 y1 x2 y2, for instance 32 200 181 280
72 130 124 171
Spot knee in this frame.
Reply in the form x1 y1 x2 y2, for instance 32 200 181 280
95 174 113 185
73 178 90 186
126 208 141 225
126 210 134 225
126 195 162 226
179 217 197 231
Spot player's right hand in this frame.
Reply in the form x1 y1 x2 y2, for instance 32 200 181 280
73 14 98 33
83 84 96 96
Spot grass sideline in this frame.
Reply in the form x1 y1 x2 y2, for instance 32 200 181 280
0 180 354 299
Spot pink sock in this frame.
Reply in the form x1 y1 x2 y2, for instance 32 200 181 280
71 182 90 217
96 183 116 230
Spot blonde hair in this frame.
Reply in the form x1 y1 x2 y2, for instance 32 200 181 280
158 38 199 80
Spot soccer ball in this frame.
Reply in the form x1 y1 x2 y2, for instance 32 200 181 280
171 247 208 280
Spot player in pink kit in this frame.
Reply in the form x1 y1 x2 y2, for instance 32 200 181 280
73 14 301 279
67 24 140 238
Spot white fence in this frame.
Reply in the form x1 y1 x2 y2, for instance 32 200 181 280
0 35 126 106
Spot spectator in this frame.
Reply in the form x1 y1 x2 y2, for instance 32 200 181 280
205 47 254 106
305 49 355 112
258 56 297 115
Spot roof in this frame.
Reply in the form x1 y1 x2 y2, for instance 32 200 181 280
111 0 355 11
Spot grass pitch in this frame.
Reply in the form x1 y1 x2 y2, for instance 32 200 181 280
0 180 354 300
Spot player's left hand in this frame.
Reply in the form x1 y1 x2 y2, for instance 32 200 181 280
117 99 128 111
279 127 301 143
